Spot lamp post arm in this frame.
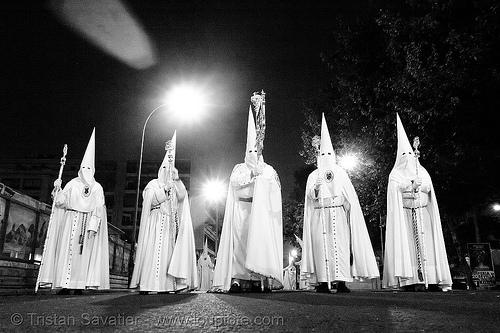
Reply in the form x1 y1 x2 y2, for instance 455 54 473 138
130 103 169 281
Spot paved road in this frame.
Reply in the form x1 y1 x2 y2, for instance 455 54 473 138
1 290 499 332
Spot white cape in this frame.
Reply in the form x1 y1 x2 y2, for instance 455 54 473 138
130 179 198 290
212 164 283 291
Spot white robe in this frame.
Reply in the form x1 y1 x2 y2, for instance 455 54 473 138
301 167 379 284
382 167 452 290
197 252 214 291
130 179 198 292
37 178 110 290
283 264 296 290
212 162 283 291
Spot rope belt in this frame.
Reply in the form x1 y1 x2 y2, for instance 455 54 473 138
403 206 427 209
409 206 425 282
314 204 343 209
238 197 253 202
151 205 160 211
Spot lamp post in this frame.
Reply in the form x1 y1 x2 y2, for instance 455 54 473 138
131 102 169 254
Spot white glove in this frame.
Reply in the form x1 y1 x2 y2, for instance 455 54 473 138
315 177 323 190
253 164 264 177
412 177 422 189
53 179 62 188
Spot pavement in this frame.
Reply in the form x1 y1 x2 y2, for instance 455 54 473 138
1 289 499 332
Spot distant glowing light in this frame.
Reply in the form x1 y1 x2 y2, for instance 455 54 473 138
493 204 500 212
203 179 226 203
339 154 358 171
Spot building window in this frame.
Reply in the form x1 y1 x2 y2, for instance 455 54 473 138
122 213 132 226
105 194 115 209
123 194 138 208
177 160 191 174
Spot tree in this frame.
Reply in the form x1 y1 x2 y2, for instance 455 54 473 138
298 0 500 264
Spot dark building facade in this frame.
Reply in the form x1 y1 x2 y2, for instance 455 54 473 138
0 157 191 242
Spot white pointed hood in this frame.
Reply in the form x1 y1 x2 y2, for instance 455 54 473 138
200 238 209 259
78 128 96 186
158 130 176 183
318 114 337 198
393 113 417 174
244 106 259 168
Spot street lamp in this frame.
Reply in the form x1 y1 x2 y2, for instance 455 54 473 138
130 85 207 279
203 179 226 254
339 154 359 171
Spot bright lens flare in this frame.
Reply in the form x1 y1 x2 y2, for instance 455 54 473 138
339 154 358 171
203 180 226 203
493 204 500 212
167 86 207 121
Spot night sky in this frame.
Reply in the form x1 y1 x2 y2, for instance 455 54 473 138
1 0 357 200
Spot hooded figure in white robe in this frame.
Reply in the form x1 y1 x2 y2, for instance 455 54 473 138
382 114 452 291
130 131 198 293
37 128 110 294
197 240 214 291
212 107 283 292
301 114 379 293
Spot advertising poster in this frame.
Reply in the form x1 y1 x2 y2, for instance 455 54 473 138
467 243 496 289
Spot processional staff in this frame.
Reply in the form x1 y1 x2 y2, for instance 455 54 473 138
251 90 270 291
312 135 332 291
251 90 266 160
165 138 179 290
413 136 428 288
35 144 68 294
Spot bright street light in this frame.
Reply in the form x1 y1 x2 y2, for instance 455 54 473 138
493 203 500 212
165 85 207 122
339 154 359 171
130 85 206 281
203 179 226 254
203 179 226 203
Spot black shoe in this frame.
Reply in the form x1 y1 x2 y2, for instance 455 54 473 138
426 284 442 292
229 283 242 293
403 285 416 292
336 282 351 293
316 282 331 294
263 287 272 293
56 288 70 295
250 283 262 293
73 289 83 295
